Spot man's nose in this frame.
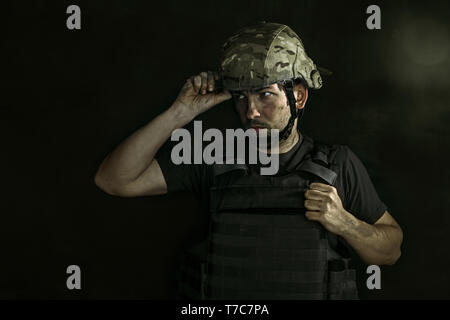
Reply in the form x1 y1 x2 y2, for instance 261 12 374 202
246 98 260 119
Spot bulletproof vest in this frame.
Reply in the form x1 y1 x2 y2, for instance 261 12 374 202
177 137 358 300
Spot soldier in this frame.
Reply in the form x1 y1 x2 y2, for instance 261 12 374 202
95 22 403 299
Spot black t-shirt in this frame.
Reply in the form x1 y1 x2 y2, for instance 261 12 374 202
156 134 387 225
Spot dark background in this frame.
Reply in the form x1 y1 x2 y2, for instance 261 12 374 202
2 0 449 299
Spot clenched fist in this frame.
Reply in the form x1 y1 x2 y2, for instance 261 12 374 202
304 182 356 236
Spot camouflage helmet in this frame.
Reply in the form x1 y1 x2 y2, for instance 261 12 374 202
220 22 323 91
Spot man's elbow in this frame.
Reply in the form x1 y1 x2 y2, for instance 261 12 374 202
94 170 124 196
386 228 403 265
385 249 402 266
95 171 112 194
362 249 401 266
380 240 403 266
377 226 403 266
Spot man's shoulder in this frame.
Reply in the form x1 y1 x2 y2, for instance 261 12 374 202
303 135 352 163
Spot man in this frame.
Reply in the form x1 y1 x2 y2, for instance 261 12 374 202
95 22 403 299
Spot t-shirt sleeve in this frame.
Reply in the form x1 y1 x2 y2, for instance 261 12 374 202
154 140 212 199
335 146 387 225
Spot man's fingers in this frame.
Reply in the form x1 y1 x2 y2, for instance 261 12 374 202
304 199 322 211
304 189 327 200
184 77 194 90
207 71 215 92
310 182 334 193
305 211 322 221
200 72 208 94
185 72 230 105
193 75 202 92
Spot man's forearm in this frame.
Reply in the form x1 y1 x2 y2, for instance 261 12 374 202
95 103 191 188
339 213 403 266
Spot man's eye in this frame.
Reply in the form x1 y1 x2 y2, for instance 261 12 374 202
260 92 272 98
236 94 246 100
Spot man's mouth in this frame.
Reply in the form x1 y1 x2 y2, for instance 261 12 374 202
252 126 263 131
249 125 267 131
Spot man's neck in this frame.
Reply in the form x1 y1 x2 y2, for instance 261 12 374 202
278 129 300 154
252 128 300 155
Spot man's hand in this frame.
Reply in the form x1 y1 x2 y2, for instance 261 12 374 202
304 182 403 265
173 71 232 122
304 182 355 236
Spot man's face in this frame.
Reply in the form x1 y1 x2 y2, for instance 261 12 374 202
232 83 295 134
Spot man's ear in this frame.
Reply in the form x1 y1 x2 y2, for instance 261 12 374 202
294 83 308 110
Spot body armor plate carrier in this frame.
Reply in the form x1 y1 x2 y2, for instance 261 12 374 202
177 137 358 300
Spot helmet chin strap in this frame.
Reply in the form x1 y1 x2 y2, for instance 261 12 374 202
278 79 303 141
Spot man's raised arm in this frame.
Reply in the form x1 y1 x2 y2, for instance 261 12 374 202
94 71 231 197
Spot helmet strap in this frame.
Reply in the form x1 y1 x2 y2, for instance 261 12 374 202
278 80 301 141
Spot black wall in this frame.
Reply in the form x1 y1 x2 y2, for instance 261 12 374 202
2 0 450 299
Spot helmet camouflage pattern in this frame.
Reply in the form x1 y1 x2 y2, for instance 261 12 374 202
220 22 323 91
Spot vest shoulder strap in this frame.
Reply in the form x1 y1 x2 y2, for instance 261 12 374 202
295 138 340 185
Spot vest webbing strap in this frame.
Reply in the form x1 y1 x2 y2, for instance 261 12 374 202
212 221 321 239
208 249 327 268
207 287 325 300
211 212 318 226
211 232 326 249
211 247 326 262
313 150 329 165
297 160 338 185
207 248 327 268
207 260 327 275
207 274 326 291
210 187 309 212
